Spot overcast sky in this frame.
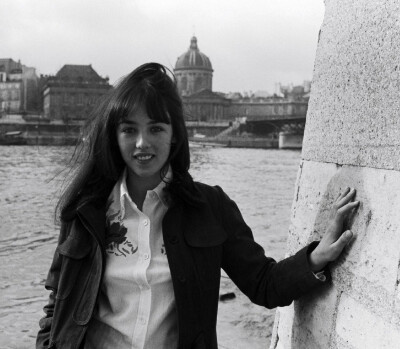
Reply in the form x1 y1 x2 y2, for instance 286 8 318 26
2 0 324 93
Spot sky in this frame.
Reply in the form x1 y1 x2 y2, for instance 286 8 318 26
2 0 325 94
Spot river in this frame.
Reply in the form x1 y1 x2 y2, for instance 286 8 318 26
0 145 301 349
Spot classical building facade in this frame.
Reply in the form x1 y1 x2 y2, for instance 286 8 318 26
42 64 111 121
0 58 39 114
174 36 213 96
182 89 230 122
174 37 309 131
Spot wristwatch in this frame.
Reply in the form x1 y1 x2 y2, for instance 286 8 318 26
313 270 326 282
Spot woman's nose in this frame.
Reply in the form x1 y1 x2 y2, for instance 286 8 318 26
135 132 149 149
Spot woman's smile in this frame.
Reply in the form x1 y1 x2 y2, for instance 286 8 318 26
133 152 155 163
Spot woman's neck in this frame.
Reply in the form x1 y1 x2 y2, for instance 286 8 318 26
125 171 162 211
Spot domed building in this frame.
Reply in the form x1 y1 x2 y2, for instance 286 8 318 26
174 36 213 96
174 36 309 135
174 36 230 122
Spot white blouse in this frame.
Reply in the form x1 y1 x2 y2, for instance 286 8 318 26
85 168 178 349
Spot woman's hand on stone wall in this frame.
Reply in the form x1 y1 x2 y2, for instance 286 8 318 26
309 187 360 272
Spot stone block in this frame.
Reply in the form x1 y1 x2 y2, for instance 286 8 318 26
275 304 294 349
330 166 400 294
285 160 338 255
302 0 400 171
291 285 339 349
289 160 400 295
336 294 400 348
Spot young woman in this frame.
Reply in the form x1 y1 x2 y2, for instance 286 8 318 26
36 63 359 349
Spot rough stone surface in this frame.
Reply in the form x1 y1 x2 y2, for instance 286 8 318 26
271 1 400 346
289 161 400 294
275 285 339 349
275 303 294 348
302 0 400 171
273 161 400 348
336 294 400 348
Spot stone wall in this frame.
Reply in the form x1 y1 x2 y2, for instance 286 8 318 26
271 1 400 348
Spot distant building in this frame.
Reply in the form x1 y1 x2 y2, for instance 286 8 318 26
279 81 311 100
174 36 213 96
175 37 227 121
174 37 309 130
42 64 111 121
182 89 230 122
0 58 39 114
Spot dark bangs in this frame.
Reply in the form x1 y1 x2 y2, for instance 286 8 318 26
110 67 172 126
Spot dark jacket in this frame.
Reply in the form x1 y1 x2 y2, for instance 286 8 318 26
36 183 327 349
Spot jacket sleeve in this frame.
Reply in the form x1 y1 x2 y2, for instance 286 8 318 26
36 222 70 349
216 186 329 309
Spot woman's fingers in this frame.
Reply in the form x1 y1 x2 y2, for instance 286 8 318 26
312 187 360 268
328 230 353 261
336 187 350 201
337 200 360 217
336 188 356 208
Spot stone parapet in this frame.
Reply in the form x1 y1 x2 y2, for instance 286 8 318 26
302 0 400 170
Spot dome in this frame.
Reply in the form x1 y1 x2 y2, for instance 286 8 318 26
175 37 213 71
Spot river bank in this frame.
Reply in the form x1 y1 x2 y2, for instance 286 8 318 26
189 136 279 149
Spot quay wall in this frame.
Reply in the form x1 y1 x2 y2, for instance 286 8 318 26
0 121 228 138
278 132 303 149
0 122 81 134
190 136 279 149
271 1 400 348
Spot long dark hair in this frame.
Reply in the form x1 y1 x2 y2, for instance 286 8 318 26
57 63 195 223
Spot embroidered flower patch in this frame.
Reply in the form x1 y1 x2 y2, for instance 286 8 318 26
105 199 138 257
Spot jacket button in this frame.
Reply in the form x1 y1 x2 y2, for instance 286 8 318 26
178 275 186 283
169 236 179 244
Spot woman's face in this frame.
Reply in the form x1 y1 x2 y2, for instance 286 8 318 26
116 106 173 189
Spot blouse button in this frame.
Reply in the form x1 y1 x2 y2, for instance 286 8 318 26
143 220 148 226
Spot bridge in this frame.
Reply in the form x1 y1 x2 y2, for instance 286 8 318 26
244 113 306 135
185 121 229 137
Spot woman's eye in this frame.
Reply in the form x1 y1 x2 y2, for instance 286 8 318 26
121 127 134 134
151 126 164 133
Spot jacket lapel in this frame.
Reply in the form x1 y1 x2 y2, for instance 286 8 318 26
76 203 107 252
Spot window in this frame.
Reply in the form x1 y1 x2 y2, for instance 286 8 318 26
181 77 187 91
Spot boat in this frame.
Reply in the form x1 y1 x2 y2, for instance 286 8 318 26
0 131 28 145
